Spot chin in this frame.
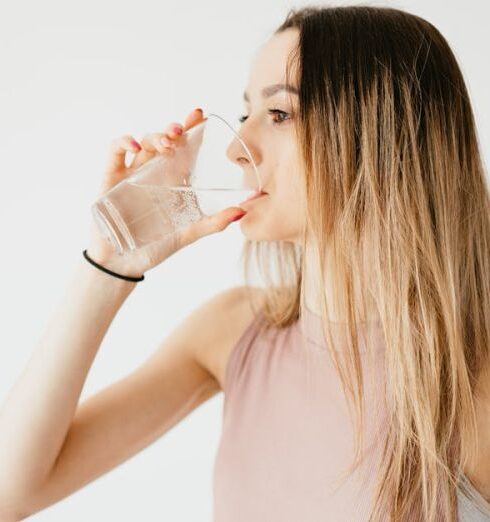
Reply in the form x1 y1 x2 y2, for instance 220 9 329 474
238 215 301 243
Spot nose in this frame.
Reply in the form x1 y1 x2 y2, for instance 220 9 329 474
226 133 262 190
225 134 261 167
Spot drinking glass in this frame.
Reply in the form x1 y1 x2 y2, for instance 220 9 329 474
91 113 262 255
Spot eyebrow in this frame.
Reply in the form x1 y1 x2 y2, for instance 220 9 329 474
243 83 299 102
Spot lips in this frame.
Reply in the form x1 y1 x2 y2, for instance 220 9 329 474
239 190 268 207
245 190 267 202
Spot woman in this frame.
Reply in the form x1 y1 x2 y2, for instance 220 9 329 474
0 5 489 521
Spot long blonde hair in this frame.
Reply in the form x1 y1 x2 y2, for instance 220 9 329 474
240 5 490 521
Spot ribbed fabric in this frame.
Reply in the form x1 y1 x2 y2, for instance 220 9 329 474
212 305 490 521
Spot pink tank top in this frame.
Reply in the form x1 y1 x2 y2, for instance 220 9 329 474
212 305 490 521
212 304 390 521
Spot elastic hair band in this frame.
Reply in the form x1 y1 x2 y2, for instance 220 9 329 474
82 249 145 282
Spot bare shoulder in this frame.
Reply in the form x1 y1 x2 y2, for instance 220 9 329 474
190 285 267 391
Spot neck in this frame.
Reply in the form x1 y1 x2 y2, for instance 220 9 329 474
303 241 379 323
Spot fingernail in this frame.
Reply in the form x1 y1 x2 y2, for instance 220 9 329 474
231 212 246 222
172 126 183 135
195 108 203 115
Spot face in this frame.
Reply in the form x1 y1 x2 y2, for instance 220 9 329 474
226 28 306 243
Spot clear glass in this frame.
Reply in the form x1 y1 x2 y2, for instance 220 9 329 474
91 113 262 255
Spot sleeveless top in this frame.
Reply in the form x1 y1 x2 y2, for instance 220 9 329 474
212 305 490 521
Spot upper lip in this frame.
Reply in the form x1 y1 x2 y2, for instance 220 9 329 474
241 190 268 204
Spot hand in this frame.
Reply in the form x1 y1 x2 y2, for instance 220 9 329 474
86 108 247 278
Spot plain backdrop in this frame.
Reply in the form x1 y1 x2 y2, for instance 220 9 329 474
0 1 488 520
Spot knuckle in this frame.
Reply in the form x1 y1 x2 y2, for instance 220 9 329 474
110 135 133 153
180 227 194 246
171 230 184 251
141 133 154 144
142 133 162 149
151 133 164 145
166 121 182 132
160 136 176 148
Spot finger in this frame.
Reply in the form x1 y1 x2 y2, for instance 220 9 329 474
160 110 204 142
159 110 206 150
179 207 247 246
183 108 206 132
105 135 141 173
129 109 207 173
164 121 185 140
140 132 169 154
129 133 178 170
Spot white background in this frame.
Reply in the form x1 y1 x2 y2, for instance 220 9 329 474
0 1 488 520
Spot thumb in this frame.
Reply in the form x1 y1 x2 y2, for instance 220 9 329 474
180 207 247 246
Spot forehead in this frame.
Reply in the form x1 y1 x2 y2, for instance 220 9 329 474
246 29 300 95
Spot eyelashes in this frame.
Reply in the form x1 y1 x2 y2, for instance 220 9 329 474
238 109 291 125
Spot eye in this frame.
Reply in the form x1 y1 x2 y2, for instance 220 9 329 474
267 109 291 124
237 109 292 125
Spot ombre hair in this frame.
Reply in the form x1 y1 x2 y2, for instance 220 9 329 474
240 5 490 521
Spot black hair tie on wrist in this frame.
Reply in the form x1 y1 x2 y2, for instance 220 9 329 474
82 249 145 282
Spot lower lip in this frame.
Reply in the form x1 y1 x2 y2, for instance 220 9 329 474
240 191 268 205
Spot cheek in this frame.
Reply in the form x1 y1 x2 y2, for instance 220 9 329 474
274 184 305 228
275 162 305 221
239 145 306 241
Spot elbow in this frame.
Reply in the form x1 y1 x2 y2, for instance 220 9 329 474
0 488 33 522
0 508 23 522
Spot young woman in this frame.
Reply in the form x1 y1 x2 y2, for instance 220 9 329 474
1 5 489 521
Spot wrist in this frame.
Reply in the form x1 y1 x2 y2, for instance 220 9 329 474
79 257 140 295
84 248 145 282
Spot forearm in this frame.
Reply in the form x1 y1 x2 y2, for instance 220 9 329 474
0 259 137 502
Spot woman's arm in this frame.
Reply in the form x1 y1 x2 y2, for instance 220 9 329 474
0 258 238 521
0 259 137 516
0 108 247 520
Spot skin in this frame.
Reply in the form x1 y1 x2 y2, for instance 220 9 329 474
85 108 247 279
227 28 379 323
227 28 490 499
0 27 488 520
0 31 301 521
225 29 306 245
236 27 490 507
